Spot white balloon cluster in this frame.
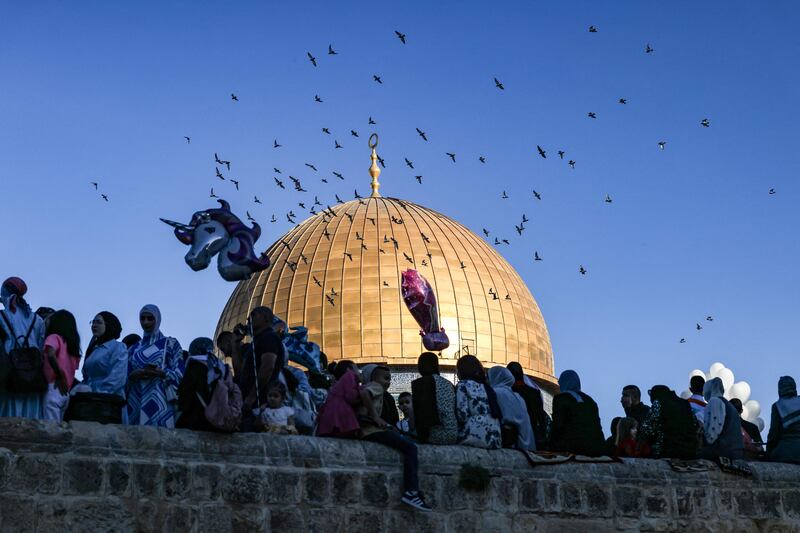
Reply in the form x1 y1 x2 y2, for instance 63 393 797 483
681 362 765 432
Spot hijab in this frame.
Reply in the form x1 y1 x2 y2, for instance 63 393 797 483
86 311 123 359
702 377 730 443
456 355 502 420
778 376 797 399
488 366 535 450
1 277 30 315
776 376 800 426
360 364 378 384
558 370 583 403
139 304 162 345
412 352 442 443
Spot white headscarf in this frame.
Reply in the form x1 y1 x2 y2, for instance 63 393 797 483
703 377 727 443
488 366 536 450
139 304 162 345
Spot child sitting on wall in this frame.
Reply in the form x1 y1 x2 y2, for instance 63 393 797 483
396 391 416 436
359 364 431 512
259 382 298 435
316 360 363 438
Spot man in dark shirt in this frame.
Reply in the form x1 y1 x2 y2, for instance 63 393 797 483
507 362 549 449
621 385 651 426
239 306 285 412
730 398 763 445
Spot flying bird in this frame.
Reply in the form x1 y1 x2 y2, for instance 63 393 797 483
350 130 359 137
618 98 627 104
494 77 504 90
230 179 239 190
645 43 654 54
537 145 546 159
568 160 576 169
521 214 528 223
210 188 217 198
369 117 376 125
696 323 703 331
328 44 337 55
343 252 353 262
501 191 509 199
216 167 225 180
184 136 191 144
273 139 281 148
254 196 262 204
271 214 277 223
405 158 414 169
100 194 109 202
680 338 686 344
446 152 456 162
706 316 714 322
373 75 382 84
482 228 490 237
579 265 587 275
605 194 613 203
231 93 239 101
515 224 524 235
307 52 317 66
700 118 710 127
769 188 776 195
416 128 427 141
479 156 486 164
394 30 406 44
90 181 98 189
314 95 323 103
534 251 542 261
589 26 598 33
334 140 342 149
658 141 666 150
246 211 255 222
588 112 597 119
415 175 422 184
533 190 541 200
322 127 331 134
333 171 344 180
326 295 335 306
558 150 565 159
305 163 318 172
313 276 322 287
274 177 285 189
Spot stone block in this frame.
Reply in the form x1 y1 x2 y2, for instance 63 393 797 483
735 490 756 517
512 513 543 533
265 469 302 504
542 481 560 511
10 455 60 494
192 463 222 500
755 490 783 518
418 474 439 509
66 498 137 532
715 489 734 518
232 507 268 533
163 463 190 499
344 509 385 531
583 483 611 516
197 504 232 533
106 460 131 496
132 462 162 497
34 499 69 531
306 508 343 533
0 448 13 489
446 511 482 533
438 476 467 511
270 507 306 533
614 486 642 517
362 471 390 506
304 470 331 505
0 495 35 532
261 433 292 466
317 437 366 467
644 488 670 517
222 466 265 504
520 479 542 511
385 510 445 533
481 512 512 532
491 477 519 512
164 505 197 531
674 486 695 517
330 471 361 505
199 432 265 465
287 435 322 468
783 489 800 518
63 458 103 495
559 484 582 515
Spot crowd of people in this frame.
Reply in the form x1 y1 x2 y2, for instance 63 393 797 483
1 276 799 512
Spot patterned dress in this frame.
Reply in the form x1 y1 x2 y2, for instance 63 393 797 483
126 333 184 427
456 380 501 449
427 375 459 445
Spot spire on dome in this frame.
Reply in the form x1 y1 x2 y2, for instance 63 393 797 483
368 133 381 197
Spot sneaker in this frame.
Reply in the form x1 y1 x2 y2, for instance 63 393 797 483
401 490 432 512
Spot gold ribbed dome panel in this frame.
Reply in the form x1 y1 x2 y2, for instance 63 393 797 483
216 197 556 385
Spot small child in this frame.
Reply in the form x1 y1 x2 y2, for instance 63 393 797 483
615 417 650 458
396 391 416 436
260 382 298 435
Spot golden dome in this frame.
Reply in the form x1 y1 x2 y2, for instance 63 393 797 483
216 194 556 387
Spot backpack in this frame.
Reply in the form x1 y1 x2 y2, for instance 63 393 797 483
203 367 243 432
0 311 46 394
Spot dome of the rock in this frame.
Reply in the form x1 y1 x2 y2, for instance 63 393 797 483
216 139 557 390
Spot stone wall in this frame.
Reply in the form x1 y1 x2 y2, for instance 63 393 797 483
0 418 798 532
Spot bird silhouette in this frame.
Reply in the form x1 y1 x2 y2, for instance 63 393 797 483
416 128 427 141
658 141 666 150
377 155 386 168
328 44 337 55
421 232 430 243
403 253 413 264
246 211 255 222
618 98 627 104
184 136 191 144
696 323 703 331
494 77 504 90
588 112 597 119
274 177 285 189
645 43 654 54
589 25 598 32
680 338 686 344
305 163 318 172
369 117 376 125
515 224 524 235
326 295 335 306
254 196 262 204
446 152 456 162
334 140 342 149
273 139 281 148
533 190 541 200
345 213 353 222
558 150 565 159
322 229 331 240
270 214 277 223
405 158 414 169
231 93 239 101
521 215 529 224
322 127 331 134
210 188 218 198
330 287 339 296
356 232 363 241
501 191 509 199
459 261 467 269
90 181 98 189
298 202 306 210
383 281 389 287
579 265 587 275
700 118 710 127
313 276 322 287
706 316 714 322
505 294 511 301
335 194 344 204
479 156 486 163
354 189 363 199
568 160 576 169
344 252 353 262
350 130 359 138
534 251 542 261
101 194 109 202
395 30 406 44
367 217 376 226
216 167 225 180
314 95 323 103
605 194 613 203
415 175 423 184
537 146 546 158
230 179 240 190
373 75 382 84
307 52 317 66
333 171 344 180
769 188 776 195
482 228 490 237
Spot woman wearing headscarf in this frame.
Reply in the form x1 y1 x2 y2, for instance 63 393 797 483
411 352 458 444
67 312 129 424
639 385 698 459
126 305 184 427
454 355 502 449
507 361 550 449
488 366 536 450
766 376 800 464
550 370 605 456
0 277 46 418
698 377 743 459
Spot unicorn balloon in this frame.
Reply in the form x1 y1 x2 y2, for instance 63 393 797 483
160 199 270 281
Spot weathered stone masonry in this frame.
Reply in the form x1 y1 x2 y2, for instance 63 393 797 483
0 418 798 532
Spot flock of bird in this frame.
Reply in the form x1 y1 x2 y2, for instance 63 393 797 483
88 24 777 343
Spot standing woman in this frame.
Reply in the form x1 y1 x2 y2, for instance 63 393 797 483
42 310 82 421
126 305 184 427
0 277 46 418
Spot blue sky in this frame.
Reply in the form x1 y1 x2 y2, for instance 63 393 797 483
2 1 798 427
